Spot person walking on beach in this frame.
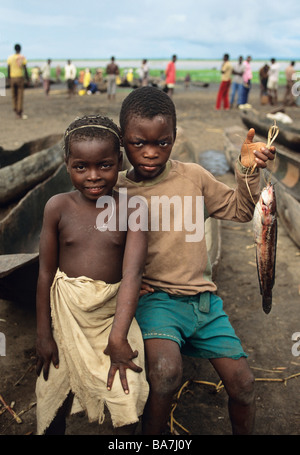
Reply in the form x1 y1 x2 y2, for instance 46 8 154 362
230 56 244 108
64 60 77 97
215 53 232 110
106 56 119 100
165 54 177 98
7 43 29 119
41 59 52 96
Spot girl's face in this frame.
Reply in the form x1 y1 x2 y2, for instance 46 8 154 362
122 114 175 182
66 138 121 202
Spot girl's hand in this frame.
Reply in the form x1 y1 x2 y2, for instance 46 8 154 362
36 335 59 381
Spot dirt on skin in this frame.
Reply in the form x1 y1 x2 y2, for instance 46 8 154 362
0 81 300 437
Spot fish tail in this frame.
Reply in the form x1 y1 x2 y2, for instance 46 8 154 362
263 295 272 314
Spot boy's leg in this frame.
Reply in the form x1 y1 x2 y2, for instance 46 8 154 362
142 338 183 435
210 357 255 434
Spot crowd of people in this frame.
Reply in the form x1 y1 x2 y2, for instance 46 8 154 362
215 53 297 110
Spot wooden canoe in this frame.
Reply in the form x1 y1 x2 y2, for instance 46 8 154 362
0 163 72 303
0 134 62 167
240 109 300 152
0 135 64 205
224 125 300 248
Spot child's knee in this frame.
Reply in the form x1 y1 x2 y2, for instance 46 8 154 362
228 368 255 405
147 359 182 395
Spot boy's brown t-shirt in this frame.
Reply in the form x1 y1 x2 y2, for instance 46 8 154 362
116 159 259 295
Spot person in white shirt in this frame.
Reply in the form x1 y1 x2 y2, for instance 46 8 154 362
267 58 280 105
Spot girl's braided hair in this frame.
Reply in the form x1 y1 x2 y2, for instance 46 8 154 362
64 115 121 159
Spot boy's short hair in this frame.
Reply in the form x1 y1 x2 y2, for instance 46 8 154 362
119 86 177 138
64 115 121 159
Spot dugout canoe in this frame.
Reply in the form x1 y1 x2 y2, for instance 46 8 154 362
224 125 300 248
0 162 72 303
0 135 64 205
0 134 62 167
240 109 300 152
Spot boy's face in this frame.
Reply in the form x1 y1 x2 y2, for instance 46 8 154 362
122 115 175 182
66 138 121 202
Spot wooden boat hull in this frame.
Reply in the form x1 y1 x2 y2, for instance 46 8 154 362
0 163 72 303
224 125 300 248
240 110 300 152
0 141 64 205
0 134 62 167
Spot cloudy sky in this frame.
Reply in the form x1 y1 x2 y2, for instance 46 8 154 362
1 0 299 61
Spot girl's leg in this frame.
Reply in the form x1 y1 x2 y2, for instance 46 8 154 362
44 392 74 435
141 338 183 435
210 357 255 434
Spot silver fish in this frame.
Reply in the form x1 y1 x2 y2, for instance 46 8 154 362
253 183 277 314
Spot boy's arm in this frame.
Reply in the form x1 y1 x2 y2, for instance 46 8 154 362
36 198 60 380
104 204 148 394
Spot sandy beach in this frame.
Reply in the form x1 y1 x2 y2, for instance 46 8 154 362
0 80 300 437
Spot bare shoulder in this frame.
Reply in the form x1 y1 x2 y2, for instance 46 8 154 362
44 191 77 214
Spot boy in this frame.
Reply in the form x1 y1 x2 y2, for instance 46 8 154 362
35 115 149 434
116 86 276 435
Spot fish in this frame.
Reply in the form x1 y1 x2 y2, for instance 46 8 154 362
253 183 277 314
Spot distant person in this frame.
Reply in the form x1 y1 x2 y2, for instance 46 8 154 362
238 56 252 105
140 59 149 87
267 58 280 105
64 60 77 97
41 59 52 96
184 73 191 89
215 53 232 110
106 56 119 100
83 68 91 90
283 61 296 106
259 64 270 103
230 56 244 108
31 66 41 87
165 54 177 97
7 43 29 119
55 65 62 83
94 68 106 93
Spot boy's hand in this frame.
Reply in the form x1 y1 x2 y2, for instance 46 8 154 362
36 335 59 381
104 339 143 394
241 128 276 168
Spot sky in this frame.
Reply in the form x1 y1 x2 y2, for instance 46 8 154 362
1 0 299 62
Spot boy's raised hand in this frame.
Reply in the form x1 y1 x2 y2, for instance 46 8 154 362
240 128 276 168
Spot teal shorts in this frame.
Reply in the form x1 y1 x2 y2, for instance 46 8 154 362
136 290 247 359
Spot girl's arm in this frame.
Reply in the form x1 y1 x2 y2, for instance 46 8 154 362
36 197 60 381
104 204 148 394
